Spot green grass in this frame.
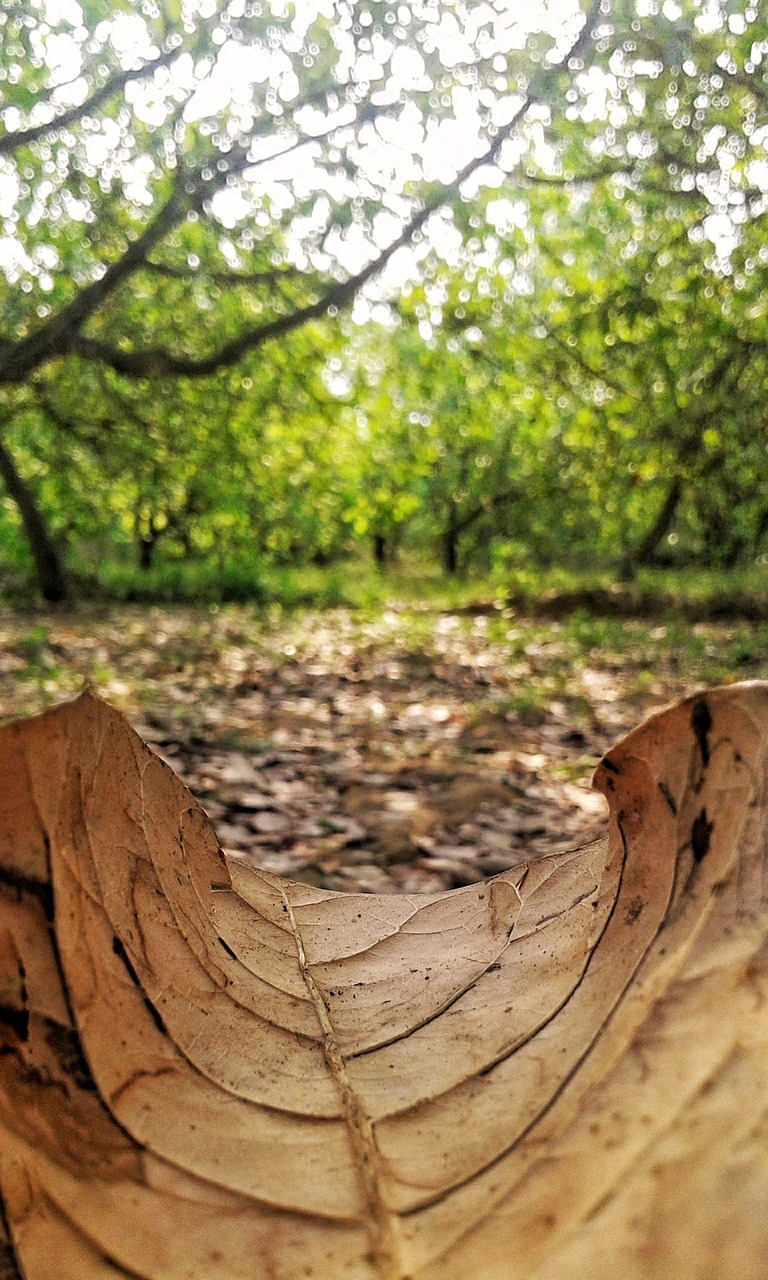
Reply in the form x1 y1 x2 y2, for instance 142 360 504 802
71 552 506 613
85 558 271 605
65 557 768 697
9 544 768 628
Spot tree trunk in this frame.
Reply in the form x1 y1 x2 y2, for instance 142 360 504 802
752 506 768 557
138 535 155 571
442 510 459 574
443 531 458 574
622 476 682 579
0 438 69 602
696 487 747 569
373 533 388 567
136 509 161 571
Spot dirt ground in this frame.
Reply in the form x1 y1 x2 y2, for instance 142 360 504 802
3 601 764 892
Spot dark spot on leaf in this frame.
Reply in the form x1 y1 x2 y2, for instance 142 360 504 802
16 963 27 1008
0 1005 28 1043
0 865 54 920
0 1193 23 1280
623 896 645 925
44 1019 97 1092
0 1237 22 1280
692 808 714 862
112 935 140 986
112 937 167 1033
143 997 168 1037
658 781 677 815
218 935 238 960
692 699 712 766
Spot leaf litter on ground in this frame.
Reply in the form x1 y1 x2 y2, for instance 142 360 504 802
3 599 768 893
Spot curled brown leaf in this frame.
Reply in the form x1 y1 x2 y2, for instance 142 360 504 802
0 686 766 1279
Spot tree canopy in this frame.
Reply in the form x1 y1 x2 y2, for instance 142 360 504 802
1 0 767 600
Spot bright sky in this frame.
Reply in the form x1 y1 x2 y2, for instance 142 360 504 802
1 0 763 290
0 0 588 288
173 0 581 278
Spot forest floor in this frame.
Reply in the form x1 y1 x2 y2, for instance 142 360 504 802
3 597 768 893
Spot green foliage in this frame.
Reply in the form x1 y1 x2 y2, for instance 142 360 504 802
1 1 768 601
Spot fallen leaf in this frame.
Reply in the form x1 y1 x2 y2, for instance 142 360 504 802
0 687 767 1278
249 810 291 835
560 781 609 814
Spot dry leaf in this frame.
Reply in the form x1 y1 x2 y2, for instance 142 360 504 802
0 686 767 1279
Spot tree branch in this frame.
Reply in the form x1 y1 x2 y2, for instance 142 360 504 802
453 487 522 537
142 260 304 288
531 313 644 401
60 0 604 381
31 384 113 448
0 181 187 383
0 83 399 384
0 0 245 159
0 48 179 158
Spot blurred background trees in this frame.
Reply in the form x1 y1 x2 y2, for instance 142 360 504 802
1 0 766 602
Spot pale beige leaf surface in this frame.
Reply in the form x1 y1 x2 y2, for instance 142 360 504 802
0 685 767 1279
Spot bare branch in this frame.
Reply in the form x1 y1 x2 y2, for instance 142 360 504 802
142 260 304 287
0 104 321 380
0 48 179 158
520 165 631 187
